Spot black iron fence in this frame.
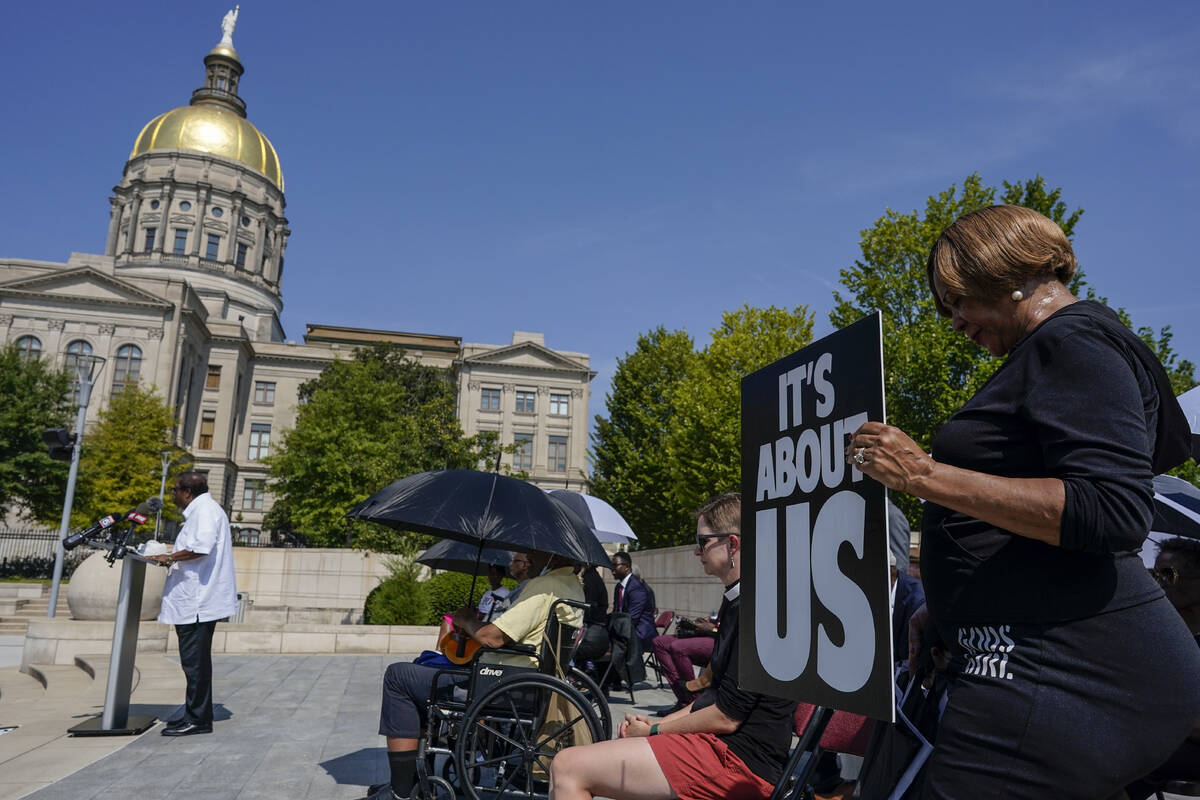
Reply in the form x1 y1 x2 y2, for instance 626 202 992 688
0 529 90 579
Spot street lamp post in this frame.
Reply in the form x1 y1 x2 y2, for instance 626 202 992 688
48 353 106 619
156 451 171 540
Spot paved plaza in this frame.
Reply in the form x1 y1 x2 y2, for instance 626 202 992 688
3 653 675 800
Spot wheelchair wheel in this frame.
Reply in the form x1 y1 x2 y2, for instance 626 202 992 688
567 666 612 741
454 672 604 800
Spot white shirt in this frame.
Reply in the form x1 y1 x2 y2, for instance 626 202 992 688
158 492 238 624
477 586 512 621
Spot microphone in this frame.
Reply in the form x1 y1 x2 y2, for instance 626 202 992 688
125 497 163 525
63 513 122 550
62 498 164 550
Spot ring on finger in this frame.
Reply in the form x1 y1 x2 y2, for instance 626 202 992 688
853 448 866 465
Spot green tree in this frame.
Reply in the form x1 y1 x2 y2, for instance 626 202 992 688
0 343 73 523
590 328 697 549
665 304 815 529
73 384 187 527
265 344 498 551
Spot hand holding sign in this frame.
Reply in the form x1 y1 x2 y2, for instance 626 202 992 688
846 421 935 496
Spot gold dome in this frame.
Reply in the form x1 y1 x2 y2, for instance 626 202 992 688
130 104 284 190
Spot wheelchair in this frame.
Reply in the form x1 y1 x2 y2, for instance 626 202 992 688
410 598 612 800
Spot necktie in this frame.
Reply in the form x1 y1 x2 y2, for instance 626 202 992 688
615 584 623 611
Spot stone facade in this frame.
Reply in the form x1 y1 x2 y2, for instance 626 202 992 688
0 25 593 543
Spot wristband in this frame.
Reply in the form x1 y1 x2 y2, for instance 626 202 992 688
649 723 660 736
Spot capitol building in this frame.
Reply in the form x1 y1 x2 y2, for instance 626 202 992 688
0 22 594 543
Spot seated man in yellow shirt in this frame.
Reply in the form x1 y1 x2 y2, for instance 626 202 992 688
366 551 583 800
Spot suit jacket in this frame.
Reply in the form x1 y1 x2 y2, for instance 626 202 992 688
614 575 657 644
892 572 926 661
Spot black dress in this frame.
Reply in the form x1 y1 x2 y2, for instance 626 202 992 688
918 301 1200 799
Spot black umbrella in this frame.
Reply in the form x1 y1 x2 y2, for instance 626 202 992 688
347 469 611 567
1152 474 1200 540
418 538 514 575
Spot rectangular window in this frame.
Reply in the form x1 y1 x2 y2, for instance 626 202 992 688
236 242 248 269
480 387 501 410
206 233 221 260
549 393 570 416
248 423 271 460
243 479 265 511
515 391 535 413
173 229 188 255
205 365 221 390
513 433 533 471
143 227 156 252
198 410 216 450
254 381 276 404
548 435 568 473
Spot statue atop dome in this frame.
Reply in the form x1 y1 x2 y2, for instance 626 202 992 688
220 6 240 47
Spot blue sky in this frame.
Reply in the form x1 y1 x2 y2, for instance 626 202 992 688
2 1 1197 437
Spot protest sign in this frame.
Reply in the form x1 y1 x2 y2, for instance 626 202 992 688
739 312 893 721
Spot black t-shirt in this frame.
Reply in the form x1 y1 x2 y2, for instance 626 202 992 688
922 301 1174 636
691 581 797 785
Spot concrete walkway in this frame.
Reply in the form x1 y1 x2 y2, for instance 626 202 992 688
3 653 676 800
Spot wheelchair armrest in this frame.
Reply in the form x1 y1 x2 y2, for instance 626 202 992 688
475 642 536 659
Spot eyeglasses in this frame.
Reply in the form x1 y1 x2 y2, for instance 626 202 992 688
694 533 733 553
1150 566 1198 586
510 557 530 565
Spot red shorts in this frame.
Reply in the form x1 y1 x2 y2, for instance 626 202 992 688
646 732 776 800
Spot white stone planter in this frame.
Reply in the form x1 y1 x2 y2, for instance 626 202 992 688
66 548 168 621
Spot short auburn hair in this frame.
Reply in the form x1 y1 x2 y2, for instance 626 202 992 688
696 492 740 535
927 205 1077 316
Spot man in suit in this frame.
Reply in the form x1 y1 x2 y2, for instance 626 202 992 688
611 551 656 648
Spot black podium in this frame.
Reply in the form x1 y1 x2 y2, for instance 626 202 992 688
69 549 161 736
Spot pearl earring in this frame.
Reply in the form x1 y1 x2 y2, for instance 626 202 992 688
1011 290 1024 302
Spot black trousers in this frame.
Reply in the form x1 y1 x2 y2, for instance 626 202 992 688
378 661 465 739
176 619 219 725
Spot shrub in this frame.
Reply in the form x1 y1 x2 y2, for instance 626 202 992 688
0 554 85 580
363 558 431 625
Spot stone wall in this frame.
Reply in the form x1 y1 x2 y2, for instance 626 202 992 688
232 547 392 618
602 545 726 622
22 618 437 669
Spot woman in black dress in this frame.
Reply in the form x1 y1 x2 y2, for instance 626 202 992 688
847 204 1200 798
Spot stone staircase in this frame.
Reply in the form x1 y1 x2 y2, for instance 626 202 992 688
0 585 69 636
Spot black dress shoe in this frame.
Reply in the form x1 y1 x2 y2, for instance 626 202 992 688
162 721 212 736
163 717 186 729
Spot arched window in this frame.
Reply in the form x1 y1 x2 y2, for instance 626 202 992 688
64 340 94 404
14 335 42 361
110 344 142 397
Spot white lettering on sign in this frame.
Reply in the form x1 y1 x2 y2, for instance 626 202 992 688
753 492 874 692
756 411 869 501
479 666 504 677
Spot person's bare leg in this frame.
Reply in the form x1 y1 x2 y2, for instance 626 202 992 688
549 738 675 800
387 736 418 752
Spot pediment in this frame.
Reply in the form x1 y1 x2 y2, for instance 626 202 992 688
0 267 172 310
463 341 588 373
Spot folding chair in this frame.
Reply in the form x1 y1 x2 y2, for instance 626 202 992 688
769 704 873 800
642 610 676 688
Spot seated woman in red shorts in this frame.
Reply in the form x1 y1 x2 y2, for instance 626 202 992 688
549 493 797 800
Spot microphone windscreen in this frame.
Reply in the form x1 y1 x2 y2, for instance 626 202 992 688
141 497 164 513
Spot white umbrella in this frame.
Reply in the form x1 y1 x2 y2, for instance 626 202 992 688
1140 474 1200 566
546 490 638 544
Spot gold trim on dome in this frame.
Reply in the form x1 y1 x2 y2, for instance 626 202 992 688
129 105 284 190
